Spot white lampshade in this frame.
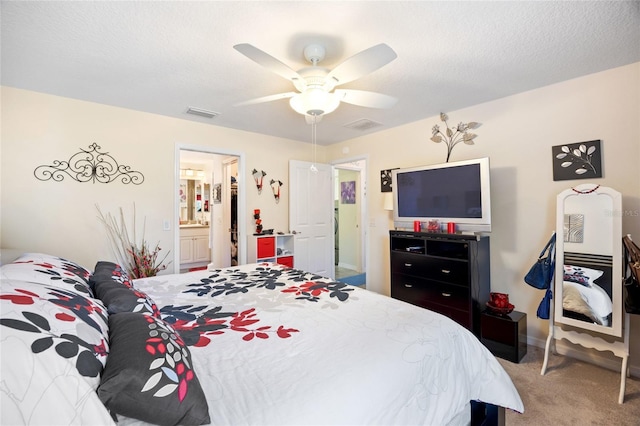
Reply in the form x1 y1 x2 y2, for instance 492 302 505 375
290 89 340 116
383 192 394 211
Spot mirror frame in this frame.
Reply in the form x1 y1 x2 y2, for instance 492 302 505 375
554 184 622 337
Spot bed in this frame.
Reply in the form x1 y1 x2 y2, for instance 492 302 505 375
1 253 523 425
562 252 613 326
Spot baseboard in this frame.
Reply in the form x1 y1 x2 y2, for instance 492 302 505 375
527 335 639 378
337 261 358 271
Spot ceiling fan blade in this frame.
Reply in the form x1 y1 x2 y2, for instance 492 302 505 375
335 89 397 109
234 43 301 82
234 92 297 107
327 44 397 86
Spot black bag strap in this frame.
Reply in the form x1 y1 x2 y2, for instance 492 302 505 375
623 235 640 260
623 235 640 285
538 232 556 259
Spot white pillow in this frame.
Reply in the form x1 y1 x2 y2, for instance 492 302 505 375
0 253 93 296
563 281 612 325
0 279 112 425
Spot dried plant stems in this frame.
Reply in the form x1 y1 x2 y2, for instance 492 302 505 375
96 204 170 278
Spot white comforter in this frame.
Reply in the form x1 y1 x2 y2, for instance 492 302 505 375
131 263 523 425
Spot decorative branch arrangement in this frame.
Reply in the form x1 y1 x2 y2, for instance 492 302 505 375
34 142 144 184
96 204 171 278
270 179 283 202
430 113 480 162
252 169 267 192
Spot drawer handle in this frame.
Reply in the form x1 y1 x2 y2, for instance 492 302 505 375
404 284 413 288
441 269 451 274
404 263 413 267
441 292 452 297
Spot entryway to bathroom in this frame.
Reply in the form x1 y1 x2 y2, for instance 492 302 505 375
176 147 245 273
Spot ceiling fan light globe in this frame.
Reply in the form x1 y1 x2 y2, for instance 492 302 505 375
304 44 326 64
290 89 340 116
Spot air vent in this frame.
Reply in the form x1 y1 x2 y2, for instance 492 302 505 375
186 107 219 119
343 118 383 131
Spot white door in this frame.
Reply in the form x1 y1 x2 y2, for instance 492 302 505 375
289 160 334 278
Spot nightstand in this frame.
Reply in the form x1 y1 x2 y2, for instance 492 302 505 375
481 310 527 363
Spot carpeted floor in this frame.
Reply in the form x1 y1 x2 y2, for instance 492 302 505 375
499 345 640 425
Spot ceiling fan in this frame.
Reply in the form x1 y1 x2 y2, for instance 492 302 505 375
233 43 398 122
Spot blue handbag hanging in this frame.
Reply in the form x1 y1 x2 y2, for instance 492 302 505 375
536 288 553 319
524 233 556 290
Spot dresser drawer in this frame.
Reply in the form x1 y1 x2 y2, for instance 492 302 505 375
391 274 470 312
392 253 469 286
423 258 469 286
391 252 429 276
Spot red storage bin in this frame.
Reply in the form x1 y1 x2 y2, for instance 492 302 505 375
257 237 275 258
277 256 294 268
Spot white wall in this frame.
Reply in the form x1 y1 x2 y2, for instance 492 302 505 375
0 86 317 271
326 62 640 371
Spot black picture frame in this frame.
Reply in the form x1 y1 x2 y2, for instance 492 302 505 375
552 140 602 181
380 168 398 192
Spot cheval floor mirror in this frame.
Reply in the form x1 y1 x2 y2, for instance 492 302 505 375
541 184 630 403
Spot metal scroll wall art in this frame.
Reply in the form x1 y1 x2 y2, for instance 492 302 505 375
34 143 144 184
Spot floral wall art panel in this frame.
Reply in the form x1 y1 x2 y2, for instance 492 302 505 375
380 168 398 193
341 181 356 204
552 140 602 181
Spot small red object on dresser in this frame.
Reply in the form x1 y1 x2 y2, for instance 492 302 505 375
487 292 515 315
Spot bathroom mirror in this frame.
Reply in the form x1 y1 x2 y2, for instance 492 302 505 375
179 177 210 223
554 184 622 337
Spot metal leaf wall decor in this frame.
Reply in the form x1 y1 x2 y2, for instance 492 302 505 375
430 112 481 163
551 140 602 181
34 143 144 184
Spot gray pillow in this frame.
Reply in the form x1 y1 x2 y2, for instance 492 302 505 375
97 312 210 425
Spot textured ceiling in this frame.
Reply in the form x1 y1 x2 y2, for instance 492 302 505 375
2 1 639 145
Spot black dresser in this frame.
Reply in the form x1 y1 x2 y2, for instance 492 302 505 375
390 231 490 337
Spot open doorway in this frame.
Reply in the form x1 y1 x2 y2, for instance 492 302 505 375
333 158 367 288
174 145 246 274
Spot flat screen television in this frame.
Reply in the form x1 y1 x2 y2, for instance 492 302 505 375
392 157 492 233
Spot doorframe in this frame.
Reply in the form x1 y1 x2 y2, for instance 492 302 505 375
174 143 247 274
222 157 238 267
331 155 368 278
